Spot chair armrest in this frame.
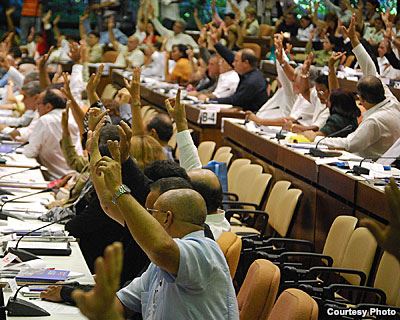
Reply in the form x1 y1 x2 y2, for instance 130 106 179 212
326 284 387 305
308 266 367 286
279 251 334 267
225 209 269 237
222 200 259 209
223 192 239 201
263 237 315 252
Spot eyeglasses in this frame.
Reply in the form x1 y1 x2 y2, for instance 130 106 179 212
146 208 169 215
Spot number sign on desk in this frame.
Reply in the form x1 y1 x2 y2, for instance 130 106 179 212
198 110 217 125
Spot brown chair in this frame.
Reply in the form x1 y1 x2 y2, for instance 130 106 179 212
237 259 281 320
259 24 275 37
243 43 262 60
267 288 318 320
217 232 242 278
101 50 119 63
198 141 217 166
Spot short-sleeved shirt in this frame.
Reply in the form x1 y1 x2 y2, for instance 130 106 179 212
117 230 239 320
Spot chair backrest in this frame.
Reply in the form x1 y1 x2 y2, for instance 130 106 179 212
198 141 217 166
101 84 118 100
243 43 262 60
259 24 275 37
245 173 272 208
340 227 377 285
265 180 291 216
267 289 319 320
216 232 242 278
228 158 252 192
237 259 281 320
214 152 233 167
373 252 400 306
234 164 263 202
268 189 302 237
214 146 232 159
323 216 358 267
101 50 118 63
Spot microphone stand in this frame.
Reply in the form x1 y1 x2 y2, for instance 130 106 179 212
7 214 72 262
352 157 400 176
309 125 353 158
0 166 41 180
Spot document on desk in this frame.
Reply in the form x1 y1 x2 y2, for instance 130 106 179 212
29 300 80 315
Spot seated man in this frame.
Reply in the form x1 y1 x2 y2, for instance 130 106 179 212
0 80 41 128
213 42 267 111
188 169 231 240
109 20 144 68
146 114 174 160
23 88 82 179
149 5 199 53
319 15 400 158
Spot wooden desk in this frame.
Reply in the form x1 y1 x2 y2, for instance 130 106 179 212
112 70 245 147
222 120 390 251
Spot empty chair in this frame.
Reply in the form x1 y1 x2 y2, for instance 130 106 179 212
322 216 358 267
371 252 400 306
227 158 252 192
268 188 303 237
217 232 242 278
237 259 280 320
264 181 291 218
228 164 263 204
214 152 233 167
198 141 216 165
267 289 318 320
339 227 377 285
213 146 232 160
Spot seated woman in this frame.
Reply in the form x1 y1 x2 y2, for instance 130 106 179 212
302 89 360 141
165 44 192 85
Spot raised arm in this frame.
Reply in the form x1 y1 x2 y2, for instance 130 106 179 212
87 64 104 106
193 8 203 31
124 67 145 136
108 19 119 50
5 7 16 32
79 12 89 41
36 47 54 90
328 51 345 91
165 89 202 171
52 15 61 40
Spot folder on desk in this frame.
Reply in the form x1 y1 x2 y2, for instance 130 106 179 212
16 269 70 285
6 241 72 256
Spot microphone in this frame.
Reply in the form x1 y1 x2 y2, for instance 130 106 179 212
7 213 72 262
6 282 77 317
352 156 400 176
0 188 53 222
0 142 29 164
276 117 303 142
0 165 41 180
309 125 353 158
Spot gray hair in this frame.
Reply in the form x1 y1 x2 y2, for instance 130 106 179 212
21 80 42 97
24 71 40 84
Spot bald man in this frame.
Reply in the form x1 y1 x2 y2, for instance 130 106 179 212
188 169 231 239
91 147 239 319
23 88 82 179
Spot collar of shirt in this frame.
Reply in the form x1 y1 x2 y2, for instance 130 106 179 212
363 98 391 120
205 209 226 223
181 230 205 240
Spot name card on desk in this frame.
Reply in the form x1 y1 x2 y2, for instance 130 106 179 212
198 110 217 125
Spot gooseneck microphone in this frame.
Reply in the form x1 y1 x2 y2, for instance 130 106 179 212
0 165 41 180
0 188 53 215
309 125 353 158
8 213 73 262
352 156 400 176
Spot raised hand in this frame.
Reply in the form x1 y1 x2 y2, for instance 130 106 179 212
68 42 81 63
53 14 61 26
328 51 346 68
88 107 108 132
118 121 132 162
87 64 104 104
95 141 123 194
302 52 314 74
360 178 400 261
341 14 358 46
123 67 141 107
6 6 15 16
72 242 124 320
60 72 74 100
37 46 54 69
165 89 187 132
61 101 70 137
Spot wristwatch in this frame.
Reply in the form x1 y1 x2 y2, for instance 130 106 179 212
112 184 131 204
